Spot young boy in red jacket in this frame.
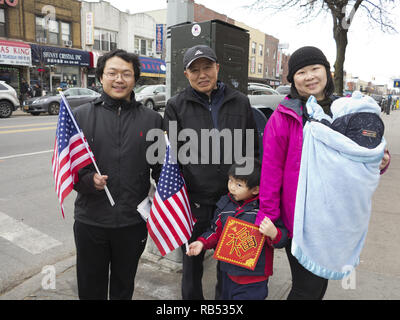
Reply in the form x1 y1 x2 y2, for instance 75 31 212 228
187 159 288 300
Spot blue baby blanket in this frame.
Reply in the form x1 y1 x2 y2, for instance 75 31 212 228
291 93 386 280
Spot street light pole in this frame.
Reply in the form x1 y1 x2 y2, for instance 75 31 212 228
166 0 194 101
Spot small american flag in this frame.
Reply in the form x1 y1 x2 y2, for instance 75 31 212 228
147 140 195 256
52 97 93 218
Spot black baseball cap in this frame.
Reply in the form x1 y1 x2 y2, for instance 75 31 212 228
183 45 217 70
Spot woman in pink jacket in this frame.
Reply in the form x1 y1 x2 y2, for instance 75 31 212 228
256 46 390 299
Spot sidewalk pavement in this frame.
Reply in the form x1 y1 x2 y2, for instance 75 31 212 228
1 110 400 301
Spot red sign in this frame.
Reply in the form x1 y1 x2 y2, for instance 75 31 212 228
0 0 18 7
213 216 265 270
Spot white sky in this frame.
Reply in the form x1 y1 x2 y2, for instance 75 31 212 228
86 0 400 88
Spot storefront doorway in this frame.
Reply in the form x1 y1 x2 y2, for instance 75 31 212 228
50 74 62 92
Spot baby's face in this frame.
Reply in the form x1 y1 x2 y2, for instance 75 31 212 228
228 176 255 202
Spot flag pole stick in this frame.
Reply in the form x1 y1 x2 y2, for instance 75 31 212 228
59 92 115 207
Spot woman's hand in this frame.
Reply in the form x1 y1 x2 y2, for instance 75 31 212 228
379 148 390 171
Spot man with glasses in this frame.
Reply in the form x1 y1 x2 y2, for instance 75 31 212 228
72 49 163 300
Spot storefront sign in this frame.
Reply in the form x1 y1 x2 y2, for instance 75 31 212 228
0 0 18 7
156 24 164 54
0 40 31 66
31 44 90 67
86 12 94 46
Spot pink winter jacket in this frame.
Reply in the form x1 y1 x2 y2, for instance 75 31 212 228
255 97 304 238
255 96 390 238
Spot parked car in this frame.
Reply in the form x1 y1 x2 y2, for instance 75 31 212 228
248 84 284 119
0 81 20 118
276 85 291 95
23 87 100 116
134 84 166 111
370 94 383 106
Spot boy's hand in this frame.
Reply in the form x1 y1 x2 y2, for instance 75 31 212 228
259 217 278 240
187 241 204 256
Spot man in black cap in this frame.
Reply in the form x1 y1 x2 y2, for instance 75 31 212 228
163 45 259 300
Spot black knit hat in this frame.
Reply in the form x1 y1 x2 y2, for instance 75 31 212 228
287 46 330 83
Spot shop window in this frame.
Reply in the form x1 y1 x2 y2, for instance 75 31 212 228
0 9 5 37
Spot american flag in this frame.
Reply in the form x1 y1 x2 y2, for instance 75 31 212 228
52 97 93 218
147 142 195 256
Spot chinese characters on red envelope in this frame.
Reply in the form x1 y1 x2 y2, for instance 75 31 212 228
213 216 265 270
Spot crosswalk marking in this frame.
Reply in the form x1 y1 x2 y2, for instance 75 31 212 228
0 211 62 255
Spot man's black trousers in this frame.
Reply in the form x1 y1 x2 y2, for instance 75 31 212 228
73 220 147 300
180 203 220 300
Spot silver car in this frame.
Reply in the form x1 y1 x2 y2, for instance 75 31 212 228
247 84 284 119
0 81 20 118
134 85 166 111
23 87 100 116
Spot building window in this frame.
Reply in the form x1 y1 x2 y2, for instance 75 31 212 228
258 63 262 74
134 37 153 56
48 20 59 45
265 66 269 78
61 22 71 42
0 9 5 37
250 57 256 74
251 42 256 55
259 44 263 56
35 16 71 46
94 29 118 51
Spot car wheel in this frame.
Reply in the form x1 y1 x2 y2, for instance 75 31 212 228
145 100 155 110
0 101 13 118
48 102 60 115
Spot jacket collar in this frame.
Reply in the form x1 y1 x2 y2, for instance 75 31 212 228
100 91 139 110
227 193 259 210
185 81 237 106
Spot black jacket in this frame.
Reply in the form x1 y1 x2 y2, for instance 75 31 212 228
73 92 163 228
163 84 259 206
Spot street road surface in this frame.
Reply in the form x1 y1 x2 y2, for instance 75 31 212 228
0 113 76 294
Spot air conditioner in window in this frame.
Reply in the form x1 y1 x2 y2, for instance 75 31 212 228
134 49 140 54
63 40 72 47
38 37 47 44
147 51 154 57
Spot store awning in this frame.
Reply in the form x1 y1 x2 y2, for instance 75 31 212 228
0 40 32 66
30 44 90 67
139 56 166 78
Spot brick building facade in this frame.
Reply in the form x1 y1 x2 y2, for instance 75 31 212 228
1 0 88 95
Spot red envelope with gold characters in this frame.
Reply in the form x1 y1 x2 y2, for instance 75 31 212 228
213 216 265 270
